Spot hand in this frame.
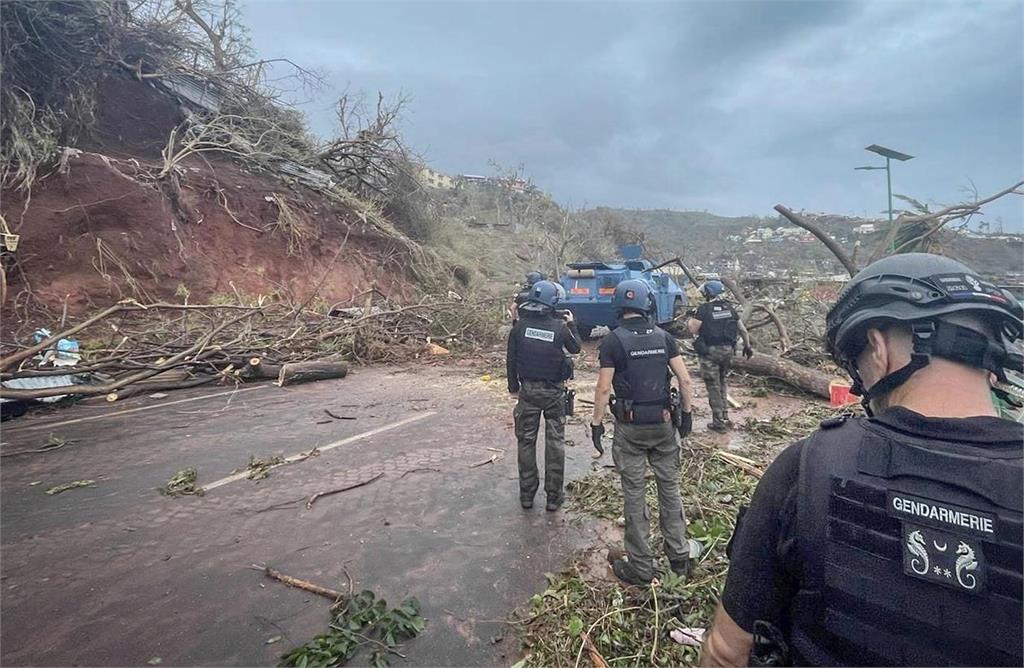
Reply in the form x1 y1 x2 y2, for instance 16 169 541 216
678 410 693 438
743 344 754 359
590 423 605 456
562 310 574 323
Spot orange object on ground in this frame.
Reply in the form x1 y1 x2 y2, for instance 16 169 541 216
829 381 858 407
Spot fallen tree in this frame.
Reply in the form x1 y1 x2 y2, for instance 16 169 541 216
1 295 503 401
731 351 833 399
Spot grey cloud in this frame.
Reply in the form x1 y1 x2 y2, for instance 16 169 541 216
241 0 1023 228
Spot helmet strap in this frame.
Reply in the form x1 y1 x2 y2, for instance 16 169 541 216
852 319 1023 416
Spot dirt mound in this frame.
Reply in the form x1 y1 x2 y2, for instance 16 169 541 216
1 75 421 317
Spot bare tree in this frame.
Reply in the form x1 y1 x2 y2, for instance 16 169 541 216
775 179 1024 277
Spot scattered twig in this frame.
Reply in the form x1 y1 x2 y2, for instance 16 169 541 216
469 453 500 468
305 472 385 509
45 479 96 495
255 565 345 601
713 451 764 478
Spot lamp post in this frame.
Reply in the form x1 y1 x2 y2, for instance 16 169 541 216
855 144 914 227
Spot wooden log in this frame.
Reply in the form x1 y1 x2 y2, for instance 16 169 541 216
276 361 348 387
105 375 217 402
731 352 833 399
238 357 281 381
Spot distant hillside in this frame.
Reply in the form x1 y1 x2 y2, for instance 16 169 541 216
578 206 1023 280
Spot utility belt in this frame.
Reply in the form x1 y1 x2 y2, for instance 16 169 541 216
610 396 671 424
694 337 735 356
521 380 575 417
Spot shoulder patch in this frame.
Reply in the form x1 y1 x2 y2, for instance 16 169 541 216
820 415 849 429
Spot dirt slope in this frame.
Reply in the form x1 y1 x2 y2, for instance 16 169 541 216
1 74 419 316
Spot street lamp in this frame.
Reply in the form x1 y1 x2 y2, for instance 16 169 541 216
855 143 914 227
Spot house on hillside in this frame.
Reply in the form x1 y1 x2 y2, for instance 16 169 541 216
854 223 877 235
417 166 457 190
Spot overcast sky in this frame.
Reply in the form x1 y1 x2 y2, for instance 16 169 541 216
241 0 1023 229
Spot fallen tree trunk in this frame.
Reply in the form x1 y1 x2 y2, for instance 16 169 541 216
276 361 348 387
238 357 281 381
731 352 833 399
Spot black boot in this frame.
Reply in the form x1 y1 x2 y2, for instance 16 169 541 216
545 493 564 511
520 490 536 509
610 556 652 586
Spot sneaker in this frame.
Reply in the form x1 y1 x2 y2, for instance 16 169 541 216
610 556 652 586
545 494 564 511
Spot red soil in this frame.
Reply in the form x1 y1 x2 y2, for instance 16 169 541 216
1 74 417 317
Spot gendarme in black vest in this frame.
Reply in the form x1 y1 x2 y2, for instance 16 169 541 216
789 414 1023 666
611 323 670 423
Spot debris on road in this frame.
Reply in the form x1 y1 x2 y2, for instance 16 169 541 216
45 479 96 495
256 565 345 601
280 588 425 668
276 361 348 387
305 472 384 509
324 409 356 420
469 453 500 468
160 468 204 497
0 433 75 457
247 455 285 481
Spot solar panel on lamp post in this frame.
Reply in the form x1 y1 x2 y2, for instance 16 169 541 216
856 144 914 251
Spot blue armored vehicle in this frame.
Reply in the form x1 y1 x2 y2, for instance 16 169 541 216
557 245 688 339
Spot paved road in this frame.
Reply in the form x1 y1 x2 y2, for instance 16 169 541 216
1 364 603 666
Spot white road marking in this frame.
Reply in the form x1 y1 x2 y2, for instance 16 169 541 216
8 385 272 432
202 410 438 492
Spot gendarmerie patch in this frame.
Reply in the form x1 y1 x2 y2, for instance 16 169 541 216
901 523 987 594
711 306 732 319
888 492 997 538
628 347 666 358
524 327 555 342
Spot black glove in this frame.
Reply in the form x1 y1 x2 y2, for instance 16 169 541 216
743 344 754 359
678 410 693 438
590 423 605 456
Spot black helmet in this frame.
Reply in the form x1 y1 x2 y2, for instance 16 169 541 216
825 253 1023 409
525 271 545 286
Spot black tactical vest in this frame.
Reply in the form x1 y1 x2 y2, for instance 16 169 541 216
788 416 1023 666
699 301 739 346
611 324 670 423
513 313 570 384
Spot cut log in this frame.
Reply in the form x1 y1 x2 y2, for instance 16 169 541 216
731 352 833 399
276 361 349 387
238 357 281 381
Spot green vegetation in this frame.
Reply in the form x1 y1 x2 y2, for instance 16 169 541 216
280 591 425 668
519 403 850 666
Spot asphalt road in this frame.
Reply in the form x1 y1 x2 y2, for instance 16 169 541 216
0 364 604 666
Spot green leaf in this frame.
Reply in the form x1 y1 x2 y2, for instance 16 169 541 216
567 616 584 637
